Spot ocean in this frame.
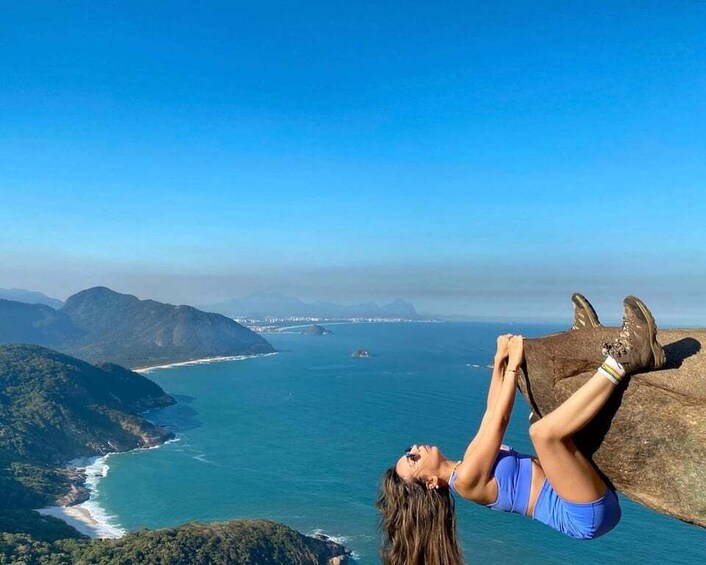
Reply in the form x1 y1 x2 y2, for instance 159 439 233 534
92 322 704 564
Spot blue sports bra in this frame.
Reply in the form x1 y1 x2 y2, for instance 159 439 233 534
448 444 534 516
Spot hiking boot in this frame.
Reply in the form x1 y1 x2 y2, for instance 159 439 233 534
602 296 666 374
570 292 601 330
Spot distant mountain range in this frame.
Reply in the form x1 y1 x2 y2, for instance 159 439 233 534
201 293 420 320
0 287 64 309
0 287 274 368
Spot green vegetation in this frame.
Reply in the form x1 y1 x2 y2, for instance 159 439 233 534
0 520 347 564
0 511 84 543
0 458 83 510
0 344 174 467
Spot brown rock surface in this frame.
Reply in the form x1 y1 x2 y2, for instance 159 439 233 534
518 327 705 528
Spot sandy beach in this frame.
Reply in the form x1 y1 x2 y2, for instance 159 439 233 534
36 455 129 539
37 505 112 539
134 352 278 373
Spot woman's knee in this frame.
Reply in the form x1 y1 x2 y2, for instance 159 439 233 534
529 419 564 443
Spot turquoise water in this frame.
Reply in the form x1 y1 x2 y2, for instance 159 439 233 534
97 322 705 564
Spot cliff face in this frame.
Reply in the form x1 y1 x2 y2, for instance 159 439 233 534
518 328 706 528
0 287 275 368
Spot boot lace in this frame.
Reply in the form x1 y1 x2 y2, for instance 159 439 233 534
603 315 633 358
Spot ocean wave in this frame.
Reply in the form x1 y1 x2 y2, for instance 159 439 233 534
308 528 362 560
309 528 371 561
191 453 213 464
68 455 125 539
309 528 349 544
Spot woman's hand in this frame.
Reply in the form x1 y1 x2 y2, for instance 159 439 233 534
507 335 524 370
494 334 513 362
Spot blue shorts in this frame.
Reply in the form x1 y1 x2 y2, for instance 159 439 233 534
532 479 621 540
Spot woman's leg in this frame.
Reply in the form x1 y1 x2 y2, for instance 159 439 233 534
528 296 664 503
520 326 617 418
529 370 617 502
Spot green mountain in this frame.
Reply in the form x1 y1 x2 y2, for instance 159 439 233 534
0 520 350 564
0 287 275 368
0 344 174 467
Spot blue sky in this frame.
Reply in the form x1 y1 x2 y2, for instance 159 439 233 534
1 1 705 322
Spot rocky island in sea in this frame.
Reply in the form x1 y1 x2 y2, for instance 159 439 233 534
301 324 333 335
0 343 350 563
0 286 275 369
351 348 371 358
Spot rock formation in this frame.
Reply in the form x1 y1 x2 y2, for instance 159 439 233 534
301 324 332 335
518 327 705 528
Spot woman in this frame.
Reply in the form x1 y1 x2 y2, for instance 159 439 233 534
377 295 665 564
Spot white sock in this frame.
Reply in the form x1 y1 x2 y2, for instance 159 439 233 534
604 355 626 377
598 355 626 385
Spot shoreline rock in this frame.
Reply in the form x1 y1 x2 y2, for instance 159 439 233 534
301 324 333 335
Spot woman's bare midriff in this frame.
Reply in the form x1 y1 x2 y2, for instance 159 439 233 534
526 457 547 516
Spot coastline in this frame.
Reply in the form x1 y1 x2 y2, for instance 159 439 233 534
37 455 125 539
134 352 278 373
36 440 182 539
38 351 277 539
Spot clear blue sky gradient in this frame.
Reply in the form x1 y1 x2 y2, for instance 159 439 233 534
1 2 705 321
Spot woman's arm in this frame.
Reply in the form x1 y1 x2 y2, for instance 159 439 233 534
484 335 523 428
461 334 511 455
486 334 511 410
455 336 524 497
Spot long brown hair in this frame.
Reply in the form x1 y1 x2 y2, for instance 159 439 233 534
376 466 464 565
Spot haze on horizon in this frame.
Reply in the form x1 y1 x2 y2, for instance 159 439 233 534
1 2 705 324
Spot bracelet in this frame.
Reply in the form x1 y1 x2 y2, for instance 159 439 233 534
505 368 519 373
